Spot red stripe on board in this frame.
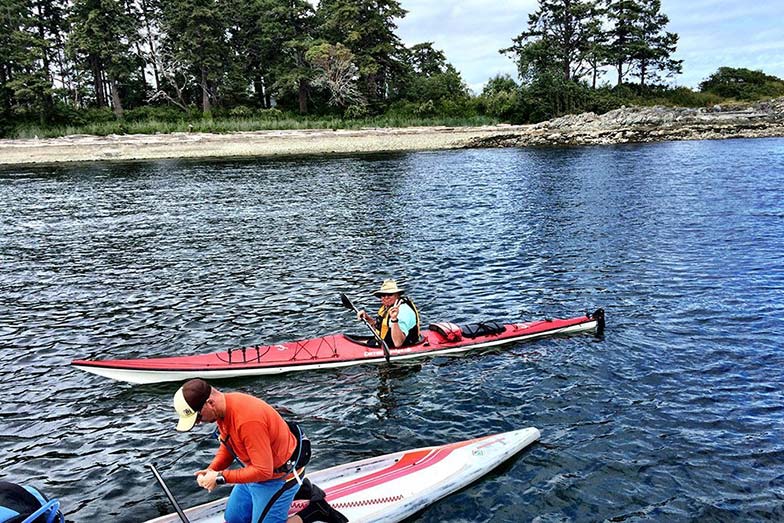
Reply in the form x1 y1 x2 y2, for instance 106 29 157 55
324 446 460 501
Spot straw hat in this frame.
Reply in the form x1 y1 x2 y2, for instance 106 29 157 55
372 279 404 297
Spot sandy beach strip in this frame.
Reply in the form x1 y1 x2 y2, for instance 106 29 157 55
0 125 529 165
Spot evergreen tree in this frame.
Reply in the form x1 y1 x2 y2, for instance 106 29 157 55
1 0 66 127
627 0 681 86
316 0 407 111
408 42 447 76
504 0 602 83
259 0 316 113
138 0 161 91
158 0 229 116
402 42 470 115
604 0 642 86
606 0 680 86
503 0 602 115
222 0 267 108
68 0 142 117
583 1 608 88
32 0 69 116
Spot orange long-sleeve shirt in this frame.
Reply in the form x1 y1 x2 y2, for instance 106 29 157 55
208 393 296 484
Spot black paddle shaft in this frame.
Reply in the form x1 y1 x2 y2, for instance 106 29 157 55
149 463 191 523
340 293 391 363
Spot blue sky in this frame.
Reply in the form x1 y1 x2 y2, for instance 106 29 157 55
394 0 784 93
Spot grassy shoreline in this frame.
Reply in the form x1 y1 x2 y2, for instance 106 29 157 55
3 99 781 166
10 115 501 140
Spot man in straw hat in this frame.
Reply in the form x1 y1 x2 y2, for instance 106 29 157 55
173 379 308 523
357 279 421 348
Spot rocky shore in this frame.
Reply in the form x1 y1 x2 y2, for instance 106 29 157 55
468 97 784 148
1 98 782 165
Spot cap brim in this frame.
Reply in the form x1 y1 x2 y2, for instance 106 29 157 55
176 413 198 432
173 385 204 432
373 290 402 297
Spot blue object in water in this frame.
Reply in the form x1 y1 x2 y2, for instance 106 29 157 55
0 481 64 523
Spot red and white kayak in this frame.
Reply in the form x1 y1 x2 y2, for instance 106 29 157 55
72 309 604 384
144 427 541 523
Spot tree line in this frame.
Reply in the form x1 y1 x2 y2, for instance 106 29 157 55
501 0 682 118
1 0 783 138
2 0 474 127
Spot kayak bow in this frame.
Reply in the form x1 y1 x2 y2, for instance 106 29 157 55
72 309 604 384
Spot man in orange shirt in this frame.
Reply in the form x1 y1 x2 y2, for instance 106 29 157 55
173 379 307 523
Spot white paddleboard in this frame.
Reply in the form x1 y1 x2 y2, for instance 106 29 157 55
145 427 540 522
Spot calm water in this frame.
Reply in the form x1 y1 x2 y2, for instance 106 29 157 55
1 138 783 522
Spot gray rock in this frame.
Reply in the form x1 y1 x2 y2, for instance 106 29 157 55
469 97 784 148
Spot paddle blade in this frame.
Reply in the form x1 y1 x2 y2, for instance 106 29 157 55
340 293 356 311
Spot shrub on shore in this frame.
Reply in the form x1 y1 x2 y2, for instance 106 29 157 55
11 113 500 139
6 67 783 140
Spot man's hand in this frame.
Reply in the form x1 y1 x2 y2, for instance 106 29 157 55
195 468 219 492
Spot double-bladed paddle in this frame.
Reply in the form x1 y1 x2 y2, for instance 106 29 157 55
340 292 391 363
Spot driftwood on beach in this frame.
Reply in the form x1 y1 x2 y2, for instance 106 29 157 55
1 99 782 165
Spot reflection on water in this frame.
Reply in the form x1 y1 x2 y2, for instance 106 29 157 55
1 138 783 521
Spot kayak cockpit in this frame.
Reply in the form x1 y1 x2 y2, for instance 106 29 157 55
342 333 428 349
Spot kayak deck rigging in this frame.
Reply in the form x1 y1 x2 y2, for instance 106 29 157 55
221 335 346 364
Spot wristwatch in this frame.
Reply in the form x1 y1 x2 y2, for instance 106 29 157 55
390 319 399 323
216 472 226 485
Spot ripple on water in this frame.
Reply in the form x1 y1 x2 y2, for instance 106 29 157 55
1 139 784 521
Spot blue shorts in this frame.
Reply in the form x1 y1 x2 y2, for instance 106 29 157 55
224 479 300 523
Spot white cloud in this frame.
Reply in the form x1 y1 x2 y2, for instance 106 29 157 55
395 0 784 90
397 0 536 90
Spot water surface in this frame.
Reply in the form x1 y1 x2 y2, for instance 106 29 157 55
1 138 783 522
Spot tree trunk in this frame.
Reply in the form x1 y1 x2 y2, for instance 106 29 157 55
135 41 148 92
0 66 10 113
127 2 147 95
101 69 109 107
253 76 265 107
91 55 106 107
109 76 124 118
35 2 53 125
366 75 378 103
201 67 211 116
640 60 647 87
55 48 69 104
298 78 308 114
140 0 160 90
